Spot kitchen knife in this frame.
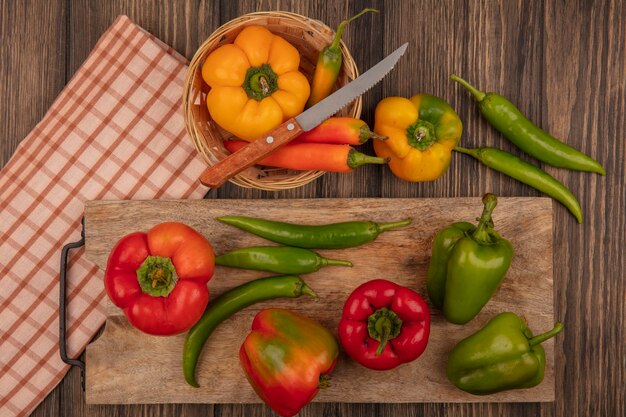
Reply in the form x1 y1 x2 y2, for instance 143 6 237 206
199 42 408 188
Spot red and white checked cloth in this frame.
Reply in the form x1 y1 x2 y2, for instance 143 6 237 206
0 15 208 417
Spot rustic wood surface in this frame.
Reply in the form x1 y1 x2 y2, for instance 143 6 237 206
83 198 554 404
1 0 624 417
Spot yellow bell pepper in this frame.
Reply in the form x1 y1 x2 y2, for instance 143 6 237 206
202 26 310 141
373 94 463 182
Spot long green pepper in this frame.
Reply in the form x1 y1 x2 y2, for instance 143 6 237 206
450 74 605 175
215 246 352 274
454 146 583 223
217 216 412 249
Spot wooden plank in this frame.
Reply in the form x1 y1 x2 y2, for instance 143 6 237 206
83 197 554 404
543 2 626 417
0 0 68 165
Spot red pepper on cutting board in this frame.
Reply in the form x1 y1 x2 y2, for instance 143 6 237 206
104 222 215 336
240 308 339 417
338 279 431 370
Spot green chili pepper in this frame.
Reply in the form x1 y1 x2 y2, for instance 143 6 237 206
215 246 352 274
427 194 514 324
183 275 317 387
447 312 564 395
217 216 412 249
450 74 605 175
454 146 583 223
306 8 378 107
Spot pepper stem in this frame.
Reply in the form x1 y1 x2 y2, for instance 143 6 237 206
528 322 564 346
243 64 278 100
376 218 412 233
298 282 319 299
453 146 480 158
472 193 498 244
406 119 436 151
347 149 389 169
359 125 388 142
318 374 331 389
450 74 486 102
322 258 353 267
330 8 379 50
367 307 403 356
136 255 178 297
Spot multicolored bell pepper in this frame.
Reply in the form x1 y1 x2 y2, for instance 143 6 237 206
338 279 430 370
447 312 564 395
104 222 215 335
240 308 338 417
373 93 463 181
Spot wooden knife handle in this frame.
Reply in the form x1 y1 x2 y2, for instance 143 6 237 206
199 118 304 188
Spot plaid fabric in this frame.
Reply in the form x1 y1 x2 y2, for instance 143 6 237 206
0 15 206 417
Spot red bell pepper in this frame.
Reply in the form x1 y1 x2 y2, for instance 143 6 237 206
104 222 215 336
240 308 338 417
338 279 430 370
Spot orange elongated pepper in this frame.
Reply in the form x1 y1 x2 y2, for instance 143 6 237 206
296 117 386 145
224 140 387 172
306 8 378 108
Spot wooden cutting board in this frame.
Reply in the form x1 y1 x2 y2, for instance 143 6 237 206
83 198 555 404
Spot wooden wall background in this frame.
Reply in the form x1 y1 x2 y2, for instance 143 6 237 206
1 0 624 416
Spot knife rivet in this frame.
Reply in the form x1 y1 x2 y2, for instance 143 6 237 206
266 136 274 144
287 123 295 131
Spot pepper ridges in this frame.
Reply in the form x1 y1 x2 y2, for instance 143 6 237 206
104 222 214 336
426 193 514 324
447 312 564 394
338 279 431 370
240 308 339 417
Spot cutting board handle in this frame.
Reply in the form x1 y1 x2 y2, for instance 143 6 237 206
199 118 304 188
59 217 86 391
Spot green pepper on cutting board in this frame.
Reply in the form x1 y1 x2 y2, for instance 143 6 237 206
215 246 352 274
447 312 564 395
426 193 514 324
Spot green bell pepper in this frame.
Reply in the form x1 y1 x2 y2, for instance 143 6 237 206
426 193 514 324
447 312 564 395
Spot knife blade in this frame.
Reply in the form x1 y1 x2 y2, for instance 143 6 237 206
199 42 409 188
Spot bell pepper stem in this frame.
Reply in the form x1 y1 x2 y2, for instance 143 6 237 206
377 218 412 233
528 322 564 346
330 8 379 50
450 74 486 102
136 255 178 297
318 374 331 389
375 320 392 356
243 64 278 100
471 193 498 244
407 119 436 151
367 307 403 356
